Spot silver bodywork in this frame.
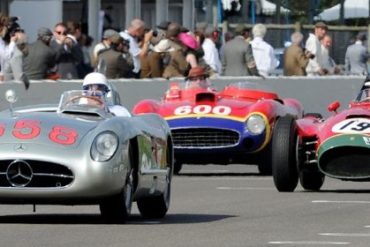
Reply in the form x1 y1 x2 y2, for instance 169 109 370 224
0 91 173 212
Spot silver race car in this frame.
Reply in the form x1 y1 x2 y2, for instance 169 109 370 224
0 89 173 222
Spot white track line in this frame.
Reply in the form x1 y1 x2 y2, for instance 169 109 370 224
312 200 370 204
269 241 349 245
320 233 370 237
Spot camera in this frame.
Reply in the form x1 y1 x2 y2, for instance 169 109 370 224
2 16 23 43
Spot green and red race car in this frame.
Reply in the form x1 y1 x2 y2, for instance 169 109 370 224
272 78 370 192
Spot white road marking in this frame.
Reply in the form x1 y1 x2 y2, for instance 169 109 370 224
269 241 349 245
312 200 370 204
320 233 370 237
217 186 274 190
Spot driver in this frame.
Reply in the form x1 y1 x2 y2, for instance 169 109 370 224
185 66 211 89
82 72 131 116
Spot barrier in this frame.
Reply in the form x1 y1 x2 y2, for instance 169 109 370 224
0 76 366 118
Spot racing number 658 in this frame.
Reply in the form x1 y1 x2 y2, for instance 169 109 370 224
9 119 78 145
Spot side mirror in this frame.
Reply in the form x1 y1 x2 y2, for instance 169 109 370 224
5 90 17 103
328 101 340 113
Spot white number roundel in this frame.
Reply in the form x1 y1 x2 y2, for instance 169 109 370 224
332 118 370 134
174 105 231 116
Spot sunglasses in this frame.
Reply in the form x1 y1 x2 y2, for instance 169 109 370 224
55 31 67 35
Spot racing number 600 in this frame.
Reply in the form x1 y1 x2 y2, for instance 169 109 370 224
174 105 232 116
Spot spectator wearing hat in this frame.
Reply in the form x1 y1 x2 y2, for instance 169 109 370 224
98 34 133 79
141 39 174 78
2 31 29 88
24 27 57 80
222 24 258 76
250 23 278 77
163 32 201 79
119 18 152 78
345 32 369 75
305 21 328 76
185 66 211 89
92 29 118 68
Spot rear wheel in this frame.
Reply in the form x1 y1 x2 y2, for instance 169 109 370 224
272 116 299 192
99 145 135 222
299 169 325 191
137 140 172 219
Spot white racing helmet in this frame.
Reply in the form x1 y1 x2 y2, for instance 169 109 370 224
82 72 110 93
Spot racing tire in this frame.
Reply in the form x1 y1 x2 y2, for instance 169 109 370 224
137 141 172 219
272 116 299 192
99 146 135 223
173 162 182 175
299 169 325 191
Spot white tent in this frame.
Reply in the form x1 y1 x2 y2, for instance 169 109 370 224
261 0 290 15
317 0 369 21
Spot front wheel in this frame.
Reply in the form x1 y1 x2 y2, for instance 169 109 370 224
137 142 172 219
299 169 325 191
99 167 134 222
99 145 135 222
272 116 299 192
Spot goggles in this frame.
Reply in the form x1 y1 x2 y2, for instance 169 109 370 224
83 84 109 93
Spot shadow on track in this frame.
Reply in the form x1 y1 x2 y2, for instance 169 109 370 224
0 213 236 225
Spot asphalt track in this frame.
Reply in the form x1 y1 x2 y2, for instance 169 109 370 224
0 76 369 247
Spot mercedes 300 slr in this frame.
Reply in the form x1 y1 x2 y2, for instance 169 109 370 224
133 81 303 174
0 89 173 222
272 79 370 192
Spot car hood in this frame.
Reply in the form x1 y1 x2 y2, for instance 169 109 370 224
0 111 101 148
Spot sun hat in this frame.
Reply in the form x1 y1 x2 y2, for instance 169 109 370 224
178 32 199 50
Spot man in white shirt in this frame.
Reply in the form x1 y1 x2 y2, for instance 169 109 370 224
202 26 222 76
119 19 152 78
305 22 328 76
320 34 340 75
250 23 278 77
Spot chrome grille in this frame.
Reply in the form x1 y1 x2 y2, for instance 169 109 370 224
172 128 240 148
0 160 74 188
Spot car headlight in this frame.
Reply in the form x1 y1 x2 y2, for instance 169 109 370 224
246 114 266 135
91 131 118 162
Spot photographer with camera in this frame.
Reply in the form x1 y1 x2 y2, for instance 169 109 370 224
119 18 152 78
284 31 314 76
50 22 84 79
0 15 29 89
305 21 329 76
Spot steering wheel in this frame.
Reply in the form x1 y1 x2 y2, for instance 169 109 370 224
67 95 104 106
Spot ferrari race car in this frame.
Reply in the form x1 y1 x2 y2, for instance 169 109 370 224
0 89 173 222
272 79 370 192
133 81 303 174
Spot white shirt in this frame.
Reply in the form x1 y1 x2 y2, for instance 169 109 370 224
250 37 278 77
305 33 324 76
202 38 222 74
120 30 141 74
321 44 336 74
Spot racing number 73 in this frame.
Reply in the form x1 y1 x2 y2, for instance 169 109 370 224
8 119 78 145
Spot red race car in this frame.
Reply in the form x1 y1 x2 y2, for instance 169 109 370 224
272 77 370 192
133 80 303 174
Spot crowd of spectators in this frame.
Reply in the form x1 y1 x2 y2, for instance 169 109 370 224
0 13 368 87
